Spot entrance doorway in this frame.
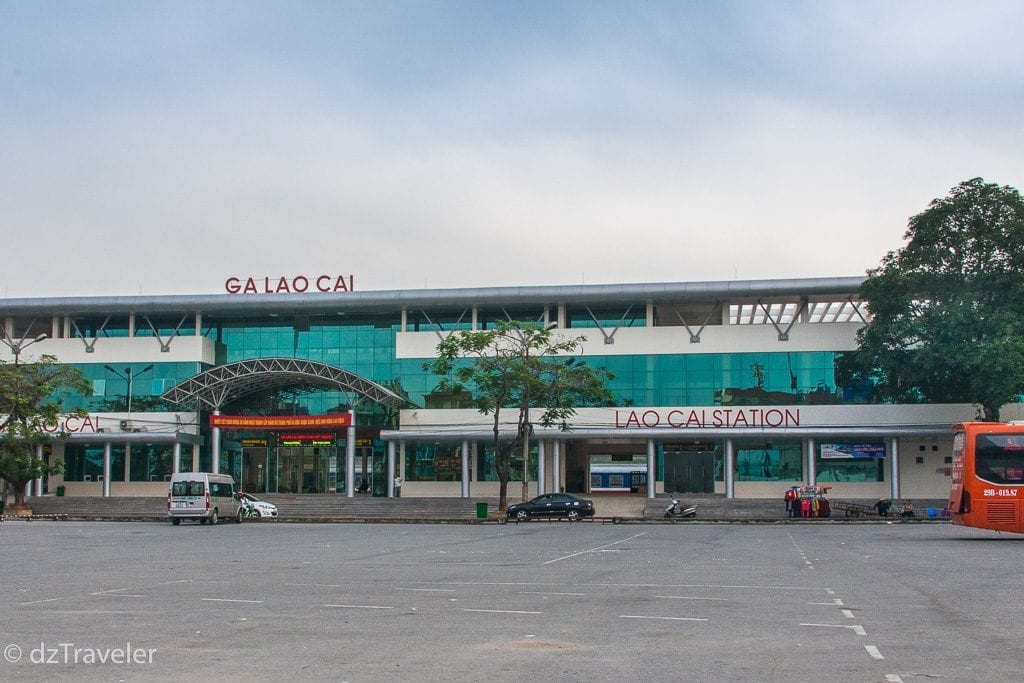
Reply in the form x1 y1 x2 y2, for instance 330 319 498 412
241 446 339 494
664 450 715 493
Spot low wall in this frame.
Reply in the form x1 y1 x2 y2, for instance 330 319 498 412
50 482 168 497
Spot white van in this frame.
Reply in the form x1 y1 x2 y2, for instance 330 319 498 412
167 472 240 525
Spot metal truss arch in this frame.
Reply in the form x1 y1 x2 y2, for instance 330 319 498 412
160 357 411 411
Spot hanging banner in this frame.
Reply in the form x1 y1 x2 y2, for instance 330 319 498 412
820 442 886 459
210 414 352 430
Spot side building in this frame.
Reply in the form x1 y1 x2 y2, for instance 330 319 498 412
0 276 986 502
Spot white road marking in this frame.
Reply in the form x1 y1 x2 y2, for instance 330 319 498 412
800 623 866 636
620 615 709 622
18 597 65 605
395 588 456 593
323 604 394 610
865 645 884 659
654 596 728 601
409 580 828 592
200 598 264 604
463 609 542 614
885 674 903 682
841 609 855 619
543 533 647 564
519 591 586 596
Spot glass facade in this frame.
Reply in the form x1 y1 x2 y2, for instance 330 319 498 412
28 301 885 487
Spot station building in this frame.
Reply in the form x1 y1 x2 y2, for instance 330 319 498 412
0 275 985 502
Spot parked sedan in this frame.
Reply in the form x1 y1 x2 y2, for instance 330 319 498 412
507 493 595 521
237 492 279 519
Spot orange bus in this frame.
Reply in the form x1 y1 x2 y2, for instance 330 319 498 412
949 421 1024 533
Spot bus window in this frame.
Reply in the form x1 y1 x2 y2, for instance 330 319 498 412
975 435 1024 484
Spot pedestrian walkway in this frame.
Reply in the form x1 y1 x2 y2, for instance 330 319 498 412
14 493 950 523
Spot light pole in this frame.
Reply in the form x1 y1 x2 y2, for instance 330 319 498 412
0 332 48 365
103 364 155 414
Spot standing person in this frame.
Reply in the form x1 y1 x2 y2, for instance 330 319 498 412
784 487 796 517
393 473 402 498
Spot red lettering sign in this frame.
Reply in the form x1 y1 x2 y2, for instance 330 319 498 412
614 408 800 429
210 414 353 429
225 275 355 294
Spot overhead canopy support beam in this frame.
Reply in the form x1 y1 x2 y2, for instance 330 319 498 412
160 357 413 412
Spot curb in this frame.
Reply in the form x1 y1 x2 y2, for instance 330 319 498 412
2 514 953 525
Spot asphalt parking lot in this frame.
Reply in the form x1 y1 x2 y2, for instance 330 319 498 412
2 520 1022 682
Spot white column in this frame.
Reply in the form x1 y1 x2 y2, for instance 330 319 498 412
172 442 181 474
725 439 735 499
536 440 546 495
192 444 200 472
345 409 356 497
102 442 112 497
461 439 470 497
34 444 44 496
387 440 396 497
889 437 900 500
806 437 816 486
211 409 221 474
646 439 656 499
195 312 203 336
552 441 562 493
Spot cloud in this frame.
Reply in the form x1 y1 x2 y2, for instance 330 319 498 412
1 1 1021 296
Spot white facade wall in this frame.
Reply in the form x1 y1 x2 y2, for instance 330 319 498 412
0 336 217 365
396 321 862 359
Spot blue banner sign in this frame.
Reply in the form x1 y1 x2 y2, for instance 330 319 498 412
820 442 886 459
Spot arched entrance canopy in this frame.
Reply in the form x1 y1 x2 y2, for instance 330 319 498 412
160 357 412 411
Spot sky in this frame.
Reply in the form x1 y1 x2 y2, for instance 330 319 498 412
1 0 1021 298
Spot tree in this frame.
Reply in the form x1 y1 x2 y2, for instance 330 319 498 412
426 321 614 511
0 355 90 508
837 178 1024 420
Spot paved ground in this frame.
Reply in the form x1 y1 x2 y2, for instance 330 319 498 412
2 520 1022 682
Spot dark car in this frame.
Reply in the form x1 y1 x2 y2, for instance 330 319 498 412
507 493 595 521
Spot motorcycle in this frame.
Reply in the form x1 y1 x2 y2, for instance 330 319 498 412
236 494 260 521
664 499 697 520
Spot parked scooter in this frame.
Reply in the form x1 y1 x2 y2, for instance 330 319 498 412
236 493 259 521
664 499 697 520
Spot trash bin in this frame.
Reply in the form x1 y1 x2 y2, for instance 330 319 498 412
56 486 66 497
476 501 488 519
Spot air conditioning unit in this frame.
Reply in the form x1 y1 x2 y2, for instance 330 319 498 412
120 420 132 431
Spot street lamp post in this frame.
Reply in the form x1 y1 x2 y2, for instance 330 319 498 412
0 332 48 364
103 364 155 415
102 364 155 487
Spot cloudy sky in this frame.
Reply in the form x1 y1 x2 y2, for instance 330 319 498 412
2 1 1021 297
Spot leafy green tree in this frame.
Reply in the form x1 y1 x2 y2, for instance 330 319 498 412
0 355 90 508
426 321 614 511
837 178 1024 420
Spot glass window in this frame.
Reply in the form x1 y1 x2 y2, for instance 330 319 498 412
735 442 802 482
975 434 1024 484
129 444 173 482
815 443 886 482
62 445 125 482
